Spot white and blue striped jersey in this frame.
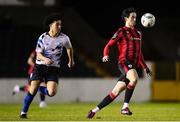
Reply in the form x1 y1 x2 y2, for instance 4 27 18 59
35 32 72 68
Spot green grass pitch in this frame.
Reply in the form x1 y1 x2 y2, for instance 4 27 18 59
0 102 180 121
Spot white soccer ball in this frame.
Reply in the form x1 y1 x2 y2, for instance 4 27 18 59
141 13 155 28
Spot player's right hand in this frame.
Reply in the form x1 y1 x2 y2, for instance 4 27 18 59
102 56 109 62
44 58 53 65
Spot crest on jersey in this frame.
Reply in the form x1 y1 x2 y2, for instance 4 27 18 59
112 33 118 39
128 64 132 68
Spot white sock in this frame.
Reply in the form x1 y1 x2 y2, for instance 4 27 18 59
14 85 20 92
122 102 129 109
92 106 100 113
21 111 26 115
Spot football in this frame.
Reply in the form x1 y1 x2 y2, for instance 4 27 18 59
141 13 155 28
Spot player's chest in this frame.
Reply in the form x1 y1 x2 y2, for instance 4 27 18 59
124 31 141 42
43 39 64 50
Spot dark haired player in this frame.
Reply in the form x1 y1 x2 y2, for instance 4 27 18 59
87 7 152 119
20 13 75 118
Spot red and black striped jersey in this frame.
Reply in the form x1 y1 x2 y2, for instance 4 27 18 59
103 26 147 69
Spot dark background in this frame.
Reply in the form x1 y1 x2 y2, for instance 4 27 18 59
0 0 179 77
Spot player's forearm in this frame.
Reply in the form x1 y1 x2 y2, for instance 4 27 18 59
67 48 74 62
36 52 48 61
27 53 35 66
103 39 116 56
36 52 53 65
27 58 35 66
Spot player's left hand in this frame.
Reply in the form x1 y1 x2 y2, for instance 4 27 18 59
68 61 75 68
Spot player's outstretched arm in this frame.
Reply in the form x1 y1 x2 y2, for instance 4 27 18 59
103 39 116 63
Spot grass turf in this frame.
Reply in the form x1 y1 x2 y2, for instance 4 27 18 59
0 102 179 121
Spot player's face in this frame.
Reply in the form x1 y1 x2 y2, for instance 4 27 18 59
125 12 137 28
50 20 62 34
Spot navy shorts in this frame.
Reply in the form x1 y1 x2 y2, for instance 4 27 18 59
29 64 60 84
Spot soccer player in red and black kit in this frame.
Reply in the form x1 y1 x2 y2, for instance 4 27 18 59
87 7 152 119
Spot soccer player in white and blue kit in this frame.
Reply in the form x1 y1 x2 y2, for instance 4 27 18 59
20 13 75 118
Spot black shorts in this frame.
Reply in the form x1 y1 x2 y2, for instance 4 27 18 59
29 64 60 83
117 60 141 85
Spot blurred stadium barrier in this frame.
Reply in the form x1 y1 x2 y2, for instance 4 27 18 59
0 77 152 103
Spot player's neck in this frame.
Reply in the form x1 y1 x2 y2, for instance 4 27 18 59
48 30 60 38
125 25 134 29
125 23 134 29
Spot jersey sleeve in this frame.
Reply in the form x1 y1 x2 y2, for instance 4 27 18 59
139 52 148 69
35 34 45 53
64 36 72 49
103 28 122 56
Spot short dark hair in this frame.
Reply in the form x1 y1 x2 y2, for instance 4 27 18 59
43 12 62 30
121 7 136 22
